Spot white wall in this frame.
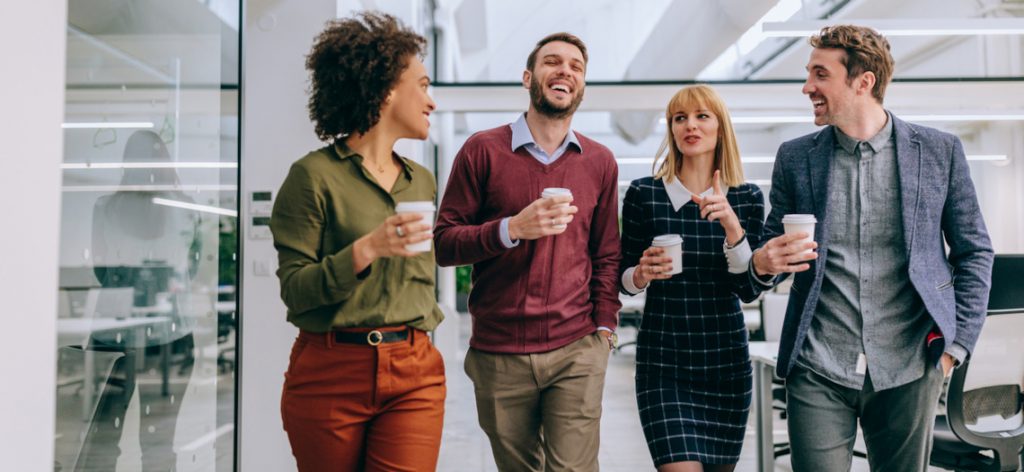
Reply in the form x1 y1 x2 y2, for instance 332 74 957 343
239 0 335 470
0 2 66 470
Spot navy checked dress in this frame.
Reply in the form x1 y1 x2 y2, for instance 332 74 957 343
619 177 765 466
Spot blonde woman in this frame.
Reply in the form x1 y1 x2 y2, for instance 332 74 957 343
619 84 764 472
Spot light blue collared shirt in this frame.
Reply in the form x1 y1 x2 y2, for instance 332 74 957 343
499 113 583 248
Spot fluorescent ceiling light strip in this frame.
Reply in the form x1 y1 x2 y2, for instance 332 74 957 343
62 122 155 129
62 162 238 169
965 154 1009 161
618 155 1005 164
662 115 1024 125
62 184 237 192
763 18 1024 37
617 158 657 165
152 197 238 217
618 156 777 165
902 114 1024 122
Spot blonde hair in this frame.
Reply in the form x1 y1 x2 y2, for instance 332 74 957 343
653 84 744 187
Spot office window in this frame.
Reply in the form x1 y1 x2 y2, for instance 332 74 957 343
54 1 239 470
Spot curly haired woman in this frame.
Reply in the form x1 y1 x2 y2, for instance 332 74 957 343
269 12 443 472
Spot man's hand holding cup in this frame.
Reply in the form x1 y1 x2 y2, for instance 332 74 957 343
752 214 819 276
508 189 577 241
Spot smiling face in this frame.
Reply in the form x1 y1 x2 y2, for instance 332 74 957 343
523 40 586 119
380 56 436 140
801 47 865 127
671 103 720 160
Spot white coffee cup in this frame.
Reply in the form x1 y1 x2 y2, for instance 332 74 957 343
651 234 684 275
395 201 436 253
541 187 573 229
782 214 817 254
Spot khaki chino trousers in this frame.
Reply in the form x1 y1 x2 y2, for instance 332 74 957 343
465 332 611 472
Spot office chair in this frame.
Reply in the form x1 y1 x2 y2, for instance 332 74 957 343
930 309 1024 472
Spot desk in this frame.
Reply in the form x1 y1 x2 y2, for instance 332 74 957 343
749 341 780 472
57 317 173 420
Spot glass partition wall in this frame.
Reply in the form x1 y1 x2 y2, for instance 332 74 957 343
54 1 239 470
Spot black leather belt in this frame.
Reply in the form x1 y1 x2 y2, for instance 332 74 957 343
334 329 409 346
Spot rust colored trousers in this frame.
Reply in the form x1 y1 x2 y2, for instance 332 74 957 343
281 327 446 472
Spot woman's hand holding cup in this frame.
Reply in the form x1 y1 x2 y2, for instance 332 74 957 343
355 213 432 265
633 246 674 289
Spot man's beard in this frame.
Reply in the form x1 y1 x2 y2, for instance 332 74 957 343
529 76 584 119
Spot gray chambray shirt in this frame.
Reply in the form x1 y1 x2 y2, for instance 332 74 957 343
796 113 932 391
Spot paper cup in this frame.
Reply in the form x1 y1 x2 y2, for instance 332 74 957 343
541 188 572 229
782 214 816 254
651 234 683 275
395 201 435 253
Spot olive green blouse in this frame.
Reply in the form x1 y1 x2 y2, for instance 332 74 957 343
270 142 443 332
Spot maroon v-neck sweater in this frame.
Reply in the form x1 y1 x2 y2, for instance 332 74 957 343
435 124 622 354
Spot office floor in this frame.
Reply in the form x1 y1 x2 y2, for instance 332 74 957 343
51 313 953 471
437 313 950 472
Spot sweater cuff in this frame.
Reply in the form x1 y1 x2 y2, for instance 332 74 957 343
499 217 520 249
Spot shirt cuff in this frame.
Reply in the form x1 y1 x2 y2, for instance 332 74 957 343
499 217 520 249
596 326 613 333
945 343 968 366
622 266 646 295
749 256 777 287
724 237 753 274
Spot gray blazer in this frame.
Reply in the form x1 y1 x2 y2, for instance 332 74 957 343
761 113 994 378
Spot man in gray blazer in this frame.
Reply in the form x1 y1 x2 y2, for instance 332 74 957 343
750 25 994 471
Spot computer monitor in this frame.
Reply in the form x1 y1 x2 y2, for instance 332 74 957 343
988 254 1024 312
92 264 173 307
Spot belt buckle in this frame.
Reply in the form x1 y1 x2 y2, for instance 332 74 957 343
366 330 384 346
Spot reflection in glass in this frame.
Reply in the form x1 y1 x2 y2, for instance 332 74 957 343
54 1 238 470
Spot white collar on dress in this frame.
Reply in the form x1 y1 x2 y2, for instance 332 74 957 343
662 176 713 212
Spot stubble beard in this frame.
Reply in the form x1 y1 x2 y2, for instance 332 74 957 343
529 75 584 120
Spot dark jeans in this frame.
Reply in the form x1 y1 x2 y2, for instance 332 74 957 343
786 362 944 472
75 334 194 471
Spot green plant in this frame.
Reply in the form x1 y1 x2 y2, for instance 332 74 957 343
455 265 472 294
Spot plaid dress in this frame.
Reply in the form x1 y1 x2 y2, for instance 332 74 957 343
619 177 765 465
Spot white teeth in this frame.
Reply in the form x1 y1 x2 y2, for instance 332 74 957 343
551 84 569 93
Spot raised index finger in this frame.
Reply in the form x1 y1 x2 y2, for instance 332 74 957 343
712 170 723 196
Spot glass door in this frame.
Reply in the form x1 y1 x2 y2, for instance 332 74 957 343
54 1 239 470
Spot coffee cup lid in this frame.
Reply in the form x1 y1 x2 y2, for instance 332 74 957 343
541 187 572 197
651 234 683 246
395 201 435 212
782 214 817 224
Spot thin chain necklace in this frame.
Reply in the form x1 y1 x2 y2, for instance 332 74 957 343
366 158 385 173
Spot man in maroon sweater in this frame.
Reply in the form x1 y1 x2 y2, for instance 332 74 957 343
434 32 622 472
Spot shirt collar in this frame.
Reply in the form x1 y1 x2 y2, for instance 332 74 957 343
833 111 894 155
509 112 582 153
663 176 713 211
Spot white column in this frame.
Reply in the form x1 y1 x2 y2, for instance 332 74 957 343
239 1 335 471
0 2 66 471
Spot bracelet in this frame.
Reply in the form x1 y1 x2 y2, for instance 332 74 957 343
725 232 746 250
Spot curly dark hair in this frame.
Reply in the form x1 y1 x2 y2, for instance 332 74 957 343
306 12 427 142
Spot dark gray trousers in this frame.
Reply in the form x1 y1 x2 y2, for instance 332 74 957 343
786 362 944 472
